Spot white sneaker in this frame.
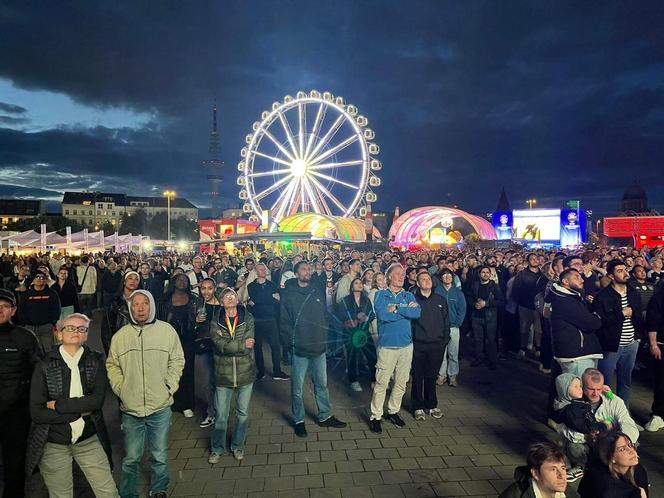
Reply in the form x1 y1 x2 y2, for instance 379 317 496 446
645 415 664 432
429 408 443 419
199 416 215 428
233 449 244 461
414 409 426 421
208 452 221 464
350 381 363 392
183 409 194 418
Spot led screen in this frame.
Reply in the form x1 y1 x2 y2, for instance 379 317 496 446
512 209 561 241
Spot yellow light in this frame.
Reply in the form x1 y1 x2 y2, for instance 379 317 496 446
163 190 176 198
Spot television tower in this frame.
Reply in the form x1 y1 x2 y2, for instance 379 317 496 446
203 104 224 218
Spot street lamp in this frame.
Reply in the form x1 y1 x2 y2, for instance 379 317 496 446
526 199 537 209
163 190 176 242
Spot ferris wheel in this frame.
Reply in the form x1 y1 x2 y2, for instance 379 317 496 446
237 90 381 223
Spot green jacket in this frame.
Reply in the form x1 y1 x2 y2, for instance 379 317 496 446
211 306 256 388
106 290 185 418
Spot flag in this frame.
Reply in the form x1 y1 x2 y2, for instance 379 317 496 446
566 200 580 209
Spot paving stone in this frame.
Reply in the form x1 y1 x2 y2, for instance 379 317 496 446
362 459 392 472
308 441 333 451
336 461 362 473
438 467 472 482
340 486 373 498
171 481 206 496
465 466 500 480
280 463 309 476
308 461 337 474
236 477 266 493
331 440 359 450
398 483 436 498
242 454 269 466
223 466 253 479
294 474 324 489
371 448 399 459
264 476 295 491
310 488 341 498
256 443 282 454
268 452 295 464
294 451 321 463
320 449 348 461
252 464 282 478
283 442 308 452
431 481 467 497
323 473 355 488
396 446 425 458
379 470 412 484
408 469 440 483
355 438 382 449
460 480 497 495
352 471 382 486
346 449 374 461
369 484 406 498
388 457 419 470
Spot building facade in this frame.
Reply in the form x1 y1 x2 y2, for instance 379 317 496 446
0 199 45 227
62 192 198 228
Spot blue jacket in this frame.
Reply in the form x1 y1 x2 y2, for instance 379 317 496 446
374 288 421 348
435 285 467 328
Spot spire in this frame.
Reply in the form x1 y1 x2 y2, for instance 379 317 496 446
496 187 511 212
203 101 224 218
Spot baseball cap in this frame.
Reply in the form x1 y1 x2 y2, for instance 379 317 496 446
0 289 17 307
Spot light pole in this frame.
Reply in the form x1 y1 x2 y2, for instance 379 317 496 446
526 199 537 209
163 190 176 242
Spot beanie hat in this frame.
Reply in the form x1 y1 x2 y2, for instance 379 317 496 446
124 270 140 281
0 288 16 307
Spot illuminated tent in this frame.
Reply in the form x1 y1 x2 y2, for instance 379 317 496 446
277 213 381 242
389 206 497 246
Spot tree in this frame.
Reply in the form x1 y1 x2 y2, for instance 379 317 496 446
101 221 116 236
4 215 85 233
171 216 199 241
149 211 168 240
119 209 148 235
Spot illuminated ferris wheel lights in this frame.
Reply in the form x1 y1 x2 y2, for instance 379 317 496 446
240 91 379 220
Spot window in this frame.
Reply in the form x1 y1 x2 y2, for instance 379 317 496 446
89 210 93 215
107 203 113 209
73 209 77 215
112 211 116 216
97 204 103 209
65 209 69 215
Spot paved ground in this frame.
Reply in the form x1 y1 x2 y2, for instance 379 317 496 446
19 312 664 497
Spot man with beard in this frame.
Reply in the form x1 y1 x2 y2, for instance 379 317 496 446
593 260 643 408
469 266 504 370
549 269 603 376
186 256 208 297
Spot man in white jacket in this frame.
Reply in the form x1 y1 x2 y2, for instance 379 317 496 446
582 368 640 444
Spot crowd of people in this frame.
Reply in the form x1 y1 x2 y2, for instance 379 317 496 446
1 243 663 497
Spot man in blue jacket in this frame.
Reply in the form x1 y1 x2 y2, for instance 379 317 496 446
368 264 421 433
436 269 467 386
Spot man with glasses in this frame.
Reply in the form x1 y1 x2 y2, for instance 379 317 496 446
17 269 61 353
0 288 41 497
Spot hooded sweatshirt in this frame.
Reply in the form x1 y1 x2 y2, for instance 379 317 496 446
553 373 603 444
106 290 185 417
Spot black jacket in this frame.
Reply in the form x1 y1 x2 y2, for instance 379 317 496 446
549 283 603 360
337 292 375 334
26 346 112 476
0 322 41 416
470 280 504 322
498 465 581 498
280 279 329 358
554 400 604 434
50 279 80 310
646 287 664 343
101 293 131 354
512 268 541 310
412 289 451 345
578 460 649 498
593 285 644 352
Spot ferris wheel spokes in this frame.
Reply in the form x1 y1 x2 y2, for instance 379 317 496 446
309 160 364 170
277 111 300 161
271 178 298 221
252 150 292 167
309 171 359 190
308 135 359 167
298 102 306 158
253 174 293 202
308 175 347 213
260 127 297 163
305 113 345 163
247 168 292 178
304 103 326 160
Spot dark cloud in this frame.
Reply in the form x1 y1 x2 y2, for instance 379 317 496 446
0 102 27 113
0 0 663 216
0 115 28 125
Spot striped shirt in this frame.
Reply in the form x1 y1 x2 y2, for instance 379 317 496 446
619 292 635 346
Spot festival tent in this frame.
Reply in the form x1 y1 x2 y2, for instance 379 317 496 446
0 228 144 252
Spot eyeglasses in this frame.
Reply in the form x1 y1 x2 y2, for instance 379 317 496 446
62 325 89 333
34 275 46 280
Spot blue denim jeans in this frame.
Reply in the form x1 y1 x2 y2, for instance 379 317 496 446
440 327 460 378
291 353 332 424
210 383 253 453
598 340 639 407
120 408 172 498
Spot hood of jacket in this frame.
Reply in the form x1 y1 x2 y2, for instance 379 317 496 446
553 373 579 411
127 289 156 325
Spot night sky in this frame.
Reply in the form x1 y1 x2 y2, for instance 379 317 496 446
1 1 663 218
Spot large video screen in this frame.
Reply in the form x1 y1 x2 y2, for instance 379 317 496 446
512 209 561 241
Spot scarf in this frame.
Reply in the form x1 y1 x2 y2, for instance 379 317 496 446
59 346 85 444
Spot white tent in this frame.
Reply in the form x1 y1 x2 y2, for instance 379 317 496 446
0 228 145 252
